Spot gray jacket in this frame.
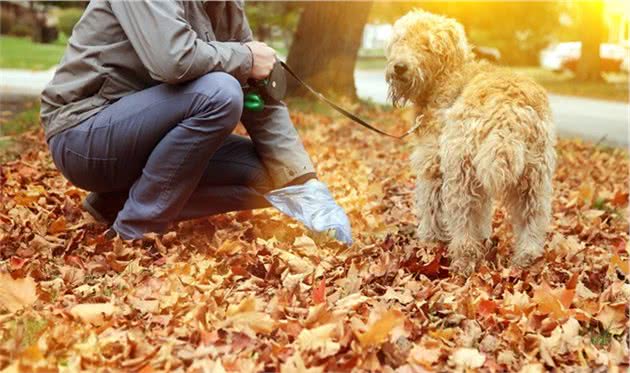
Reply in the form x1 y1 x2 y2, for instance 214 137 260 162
41 0 253 140
40 0 314 186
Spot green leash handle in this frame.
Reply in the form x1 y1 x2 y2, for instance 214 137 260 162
244 92 264 112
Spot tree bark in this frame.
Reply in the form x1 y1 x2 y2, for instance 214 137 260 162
286 1 373 99
575 1 605 81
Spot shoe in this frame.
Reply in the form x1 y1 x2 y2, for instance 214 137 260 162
104 228 118 240
82 192 125 225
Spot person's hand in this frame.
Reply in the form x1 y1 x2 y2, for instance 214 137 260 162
245 41 276 80
264 179 353 245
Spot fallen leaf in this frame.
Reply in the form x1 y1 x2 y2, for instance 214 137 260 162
0 273 37 312
297 323 340 358
448 348 485 370
281 352 323 373
48 216 66 234
596 304 627 335
313 277 326 305
610 255 629 275
476 299 498 316
357 309 405 347
532 281 574 320
408 345 440 368
611 190 628 207
70 303 116 325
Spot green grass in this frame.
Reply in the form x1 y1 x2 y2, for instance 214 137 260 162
0 35 66 70
0 102 40 162
0 103 40 136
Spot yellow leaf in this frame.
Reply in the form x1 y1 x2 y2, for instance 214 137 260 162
227 311 276 335
357 309 405 347
578 183 594 206
20 344 44 361
533 281 574 320
0 273 37 312
225 297 275 335
429 328 457 341
611 255 629 275
216 240 243 256
226 296 256 316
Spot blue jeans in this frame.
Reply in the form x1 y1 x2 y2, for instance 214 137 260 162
49 72 277 239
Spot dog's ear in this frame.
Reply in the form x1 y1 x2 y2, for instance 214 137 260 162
444 20 471 60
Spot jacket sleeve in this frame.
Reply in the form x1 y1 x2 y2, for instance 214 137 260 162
235 3 315 187
110 0 252 84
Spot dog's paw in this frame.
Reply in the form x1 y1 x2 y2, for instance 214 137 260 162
450 258 477 277
511 248 544 268
447 241 485 277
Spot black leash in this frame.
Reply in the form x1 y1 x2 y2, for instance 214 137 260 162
278 61 421 140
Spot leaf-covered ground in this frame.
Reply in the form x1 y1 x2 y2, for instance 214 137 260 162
0 107 628 372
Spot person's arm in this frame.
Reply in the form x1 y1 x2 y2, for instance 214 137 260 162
234 6 352 244
110 1 252 84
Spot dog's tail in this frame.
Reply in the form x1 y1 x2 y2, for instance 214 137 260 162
473 130 526 195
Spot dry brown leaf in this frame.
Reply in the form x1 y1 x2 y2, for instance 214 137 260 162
408 345 440 368
48 215 67 234
297 323 340 358
280 352 324 373
595 304 627 335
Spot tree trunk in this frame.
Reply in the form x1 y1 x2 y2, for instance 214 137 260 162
575 1 605 81
286 1 373 99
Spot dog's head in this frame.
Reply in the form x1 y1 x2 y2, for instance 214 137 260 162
386 10 470 106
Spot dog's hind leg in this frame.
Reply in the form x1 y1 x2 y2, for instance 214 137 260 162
506 162 553 268
440 150 490 276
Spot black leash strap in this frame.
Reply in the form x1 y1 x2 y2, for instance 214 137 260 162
279 61 421 140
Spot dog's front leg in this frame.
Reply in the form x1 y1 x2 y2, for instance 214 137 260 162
415 176 448 242
412 144 448 243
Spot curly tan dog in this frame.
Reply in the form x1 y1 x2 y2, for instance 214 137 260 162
385 10 556 275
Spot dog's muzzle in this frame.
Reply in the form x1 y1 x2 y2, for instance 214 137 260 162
387 60 412 83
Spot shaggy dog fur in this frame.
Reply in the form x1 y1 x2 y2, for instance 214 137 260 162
385 10 556 275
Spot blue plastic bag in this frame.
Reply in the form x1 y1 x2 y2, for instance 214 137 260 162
265 179 353 245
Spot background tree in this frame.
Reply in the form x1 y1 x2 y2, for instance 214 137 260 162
245 2 300 48
575 0 605 81
286 1 373 98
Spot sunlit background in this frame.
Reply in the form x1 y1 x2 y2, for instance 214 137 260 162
0 1 628 150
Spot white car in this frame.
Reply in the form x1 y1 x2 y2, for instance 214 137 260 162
539 42 625 73
540 42 580 72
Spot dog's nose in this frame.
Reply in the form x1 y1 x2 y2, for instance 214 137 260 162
394 63 408 75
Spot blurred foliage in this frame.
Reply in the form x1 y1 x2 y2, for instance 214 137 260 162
245 2 302 49
370 1 565 65
0 12 13 35
57 8 84 38
39 1 87 9
8 23 32 38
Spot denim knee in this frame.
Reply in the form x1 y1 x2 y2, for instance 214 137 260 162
191 72 244 132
